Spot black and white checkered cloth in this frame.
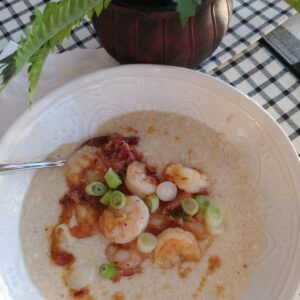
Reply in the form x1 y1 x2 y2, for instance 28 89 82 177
210 41 300 154
0 0 299 154
201 0 296 72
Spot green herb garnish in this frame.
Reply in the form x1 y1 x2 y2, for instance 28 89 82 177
110 191 127 209
85 181 107 196
99 263 117 279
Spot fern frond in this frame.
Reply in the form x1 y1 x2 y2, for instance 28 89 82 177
49 23 75 49
28 43 50 105
104 0 111 9
15 0 104 71
94 2 105 16
0 52 17 89
0 0 107 91
286 0 300 10
87 0 111 19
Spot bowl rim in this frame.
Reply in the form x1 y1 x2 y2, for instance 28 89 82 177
1 64 298 163
0 64 299 300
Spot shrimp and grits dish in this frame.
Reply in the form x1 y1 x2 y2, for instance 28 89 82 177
20 111 265 300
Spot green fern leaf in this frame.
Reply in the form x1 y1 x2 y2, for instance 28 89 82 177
28 43 50 105
15 0 104 70
95 2 104 16
0 0 107 91
0 52 17 89
104 0 111 9
87 0 111 19
49 23 75 49
86 9 94 19
286 0 300 10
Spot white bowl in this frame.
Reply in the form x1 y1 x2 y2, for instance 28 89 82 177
0 65 299 300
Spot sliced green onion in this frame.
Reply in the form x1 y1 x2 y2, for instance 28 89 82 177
145 194 159 213
204 205 223 228
104 168 122 189
137 232 157 254
85 181 107 196
181 197 199 216
196 196 210 211
156 181 177 202
99 263 117 279
110 191 127 209
100 190 112 206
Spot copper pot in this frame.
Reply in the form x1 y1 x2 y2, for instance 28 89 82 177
92 0 233 68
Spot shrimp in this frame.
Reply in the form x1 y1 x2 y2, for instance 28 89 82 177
163 163 209 194
50 224 75 266
125 161 157 199
70 204 99 238
182 217 208 241
106 242 144 275
154 228 201 268
58 191 100 239
98 196 150 244
146 213 175 236
65 145 108 189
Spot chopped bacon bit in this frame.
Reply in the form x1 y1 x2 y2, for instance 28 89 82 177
110 160 126 173
124 136 140 145
118 266 142 277
81 135 143 175
83 136 110 147
118 142 131 159
146 165 157 174
130 147 143 161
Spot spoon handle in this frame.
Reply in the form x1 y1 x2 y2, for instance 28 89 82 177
0 160 66 173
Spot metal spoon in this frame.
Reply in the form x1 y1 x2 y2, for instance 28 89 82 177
0 135 139 174
0 160 67 173
0 136 110 174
